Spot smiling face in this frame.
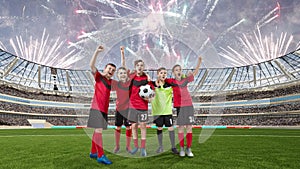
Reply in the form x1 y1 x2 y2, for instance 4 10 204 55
172 65 182 80
134 60 145 75
103 64 116 79
117 68 128 82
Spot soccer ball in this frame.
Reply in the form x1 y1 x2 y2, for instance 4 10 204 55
139 84 154 99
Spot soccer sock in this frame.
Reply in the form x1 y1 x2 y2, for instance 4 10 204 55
178 132 185 147
90 131 97 154
115 129 121 148
169 130 176 148
94 132 104 158
134 138 139 148
157 130 163 147
141 139 146 148
186 133 193 148
126 129 132 149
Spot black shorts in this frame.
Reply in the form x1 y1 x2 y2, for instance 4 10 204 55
87 109 108 129
176 106 195 125
128 108 148 123
153 115 174 127
115 109 131 127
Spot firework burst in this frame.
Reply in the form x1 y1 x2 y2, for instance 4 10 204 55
219 27 297 67
8 28 82 69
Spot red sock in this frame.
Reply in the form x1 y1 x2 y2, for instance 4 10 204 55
141 139 146 148
126 129 132 149
94 132 104 158
115 129 121 148
133 138 139 148
90 132 97 154
178 133 184 147
186 133 193 148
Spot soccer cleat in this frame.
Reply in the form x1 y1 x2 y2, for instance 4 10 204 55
113 147 120 153
130 147 139 155
171 148 179 154
179 147 185 157
89 152 97 159
97 155 112 165
185 148 194 157
140 148 147 157
126 147 132 153
156 146 163 153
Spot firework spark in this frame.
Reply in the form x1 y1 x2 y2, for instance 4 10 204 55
219 28 297 67
7 28 82 69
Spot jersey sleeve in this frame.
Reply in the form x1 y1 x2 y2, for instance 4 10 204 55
164 78 174 86
93 70 102 82
129 71 136 80
148 81 156 90
111 79 118 91
187 74 194 82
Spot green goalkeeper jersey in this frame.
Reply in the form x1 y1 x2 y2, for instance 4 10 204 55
151 83 173 116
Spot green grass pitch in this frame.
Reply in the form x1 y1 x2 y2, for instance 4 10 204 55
0 128 299 169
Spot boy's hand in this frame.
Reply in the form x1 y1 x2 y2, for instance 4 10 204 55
120 46 125 52
198 56 202 63
96 45 104 52
146 74 152 81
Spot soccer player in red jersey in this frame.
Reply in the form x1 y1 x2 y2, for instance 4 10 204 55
165 56 202 157
87 45 116 165
111 46 132 154
128 60 153 157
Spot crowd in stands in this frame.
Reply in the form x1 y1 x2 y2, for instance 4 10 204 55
0 117 31 126
194 83 300 102
0 85 91 103
194 115 300 126
0 101 79 115
0 115 80 126
1 83 300 126
194 102 300 114
1 112 299 127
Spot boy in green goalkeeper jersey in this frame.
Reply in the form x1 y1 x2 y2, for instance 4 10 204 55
151 67 179 154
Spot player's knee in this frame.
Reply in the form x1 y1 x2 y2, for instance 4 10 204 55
186 125 193 132
157 127 163 130
168 126 174 131
95 128 102 133
178 126 184 132
140 123 146 129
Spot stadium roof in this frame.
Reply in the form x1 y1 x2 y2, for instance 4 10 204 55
1 48 300 97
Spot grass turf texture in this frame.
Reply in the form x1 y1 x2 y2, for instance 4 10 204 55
0 128 299 169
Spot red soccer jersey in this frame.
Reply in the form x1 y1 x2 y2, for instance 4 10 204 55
129 73 151 110
112 80 131 112
165 74 194 107
90 71 112 113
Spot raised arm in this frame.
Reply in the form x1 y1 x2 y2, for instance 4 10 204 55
120 46 126 68
193 56 202 76
90 45 104 74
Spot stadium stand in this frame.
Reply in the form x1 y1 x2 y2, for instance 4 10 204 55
1 48 300 127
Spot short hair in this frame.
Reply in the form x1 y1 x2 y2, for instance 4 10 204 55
172 64 181 72
105 63 116 69
134 60 144 67
117 66 126 72
157 67 166 74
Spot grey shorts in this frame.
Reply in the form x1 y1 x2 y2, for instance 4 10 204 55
128 109 148 123
87 109 108 129
176 106 195 125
